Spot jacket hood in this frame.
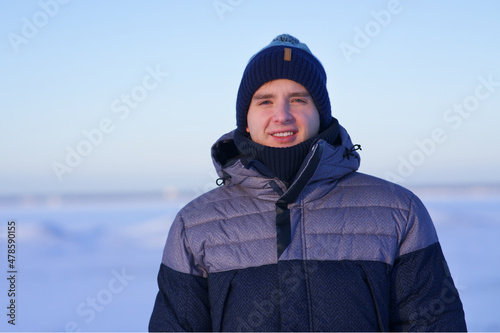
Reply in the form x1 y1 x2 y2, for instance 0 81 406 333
211 125 360 188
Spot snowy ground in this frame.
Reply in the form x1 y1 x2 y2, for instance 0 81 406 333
0 187 499 332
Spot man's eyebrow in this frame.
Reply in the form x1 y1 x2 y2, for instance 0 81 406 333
289 91 310 98
252 91 310 100
252 93 275 100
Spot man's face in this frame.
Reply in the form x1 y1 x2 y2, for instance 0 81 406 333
246 79 320 148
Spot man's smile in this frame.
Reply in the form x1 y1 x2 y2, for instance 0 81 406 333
271 131 296 137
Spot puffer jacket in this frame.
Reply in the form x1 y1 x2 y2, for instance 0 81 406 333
149 126 467 332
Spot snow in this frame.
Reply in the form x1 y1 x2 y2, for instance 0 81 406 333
0 188 499 332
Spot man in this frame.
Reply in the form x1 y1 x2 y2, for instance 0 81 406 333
149 34 467 332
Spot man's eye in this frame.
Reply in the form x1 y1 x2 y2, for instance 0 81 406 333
291 98 307 103
258 100 271 106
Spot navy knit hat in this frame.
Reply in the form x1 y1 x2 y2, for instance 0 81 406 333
236 34 333 132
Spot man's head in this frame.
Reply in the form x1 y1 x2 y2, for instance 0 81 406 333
236 34 333 147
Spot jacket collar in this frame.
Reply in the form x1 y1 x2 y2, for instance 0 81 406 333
211 124 360 191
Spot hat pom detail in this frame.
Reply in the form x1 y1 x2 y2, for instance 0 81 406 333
272 34 300 45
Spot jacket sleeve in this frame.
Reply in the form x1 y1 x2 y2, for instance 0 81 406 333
149 213 212 332
389 195 467 332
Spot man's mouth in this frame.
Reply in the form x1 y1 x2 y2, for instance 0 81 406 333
271 131 296 137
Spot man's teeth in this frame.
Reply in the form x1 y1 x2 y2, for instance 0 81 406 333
272 131 294 137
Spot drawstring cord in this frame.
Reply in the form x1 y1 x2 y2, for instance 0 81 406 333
343 144 362 159
216 171 231 186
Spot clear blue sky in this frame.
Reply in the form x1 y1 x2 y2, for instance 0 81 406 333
1 0 499 195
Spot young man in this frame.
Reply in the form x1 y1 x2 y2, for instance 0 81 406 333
149 34 467 332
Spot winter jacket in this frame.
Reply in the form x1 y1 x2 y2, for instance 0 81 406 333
149 126 467 332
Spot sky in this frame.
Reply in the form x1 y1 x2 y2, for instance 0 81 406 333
1 0 500 196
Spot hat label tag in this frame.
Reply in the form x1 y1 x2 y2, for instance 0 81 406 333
284 48 292 61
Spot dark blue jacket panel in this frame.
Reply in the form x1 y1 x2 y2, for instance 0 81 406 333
150 265 211 332
150 243 465 331
390 242 466 331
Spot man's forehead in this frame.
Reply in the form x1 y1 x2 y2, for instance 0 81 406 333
253 79 310 98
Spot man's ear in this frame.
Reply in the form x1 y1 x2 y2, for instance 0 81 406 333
246 126 250 133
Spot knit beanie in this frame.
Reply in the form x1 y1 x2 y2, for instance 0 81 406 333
236 34 333 132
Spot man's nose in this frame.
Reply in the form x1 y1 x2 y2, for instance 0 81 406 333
273 101 293 123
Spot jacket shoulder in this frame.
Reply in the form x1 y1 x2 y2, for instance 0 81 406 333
178 186 237 227
177 183 274 229
163 185 259 275
336 172 416 209
333 172 439 258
